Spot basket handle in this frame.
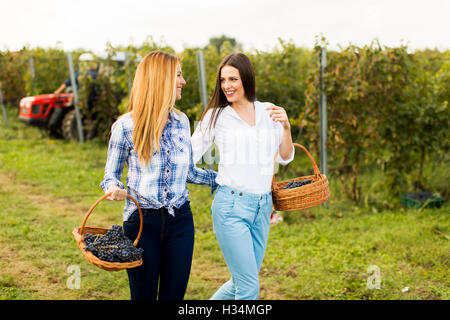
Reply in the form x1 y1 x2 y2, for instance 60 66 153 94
272 143 321 188
79 192 143 248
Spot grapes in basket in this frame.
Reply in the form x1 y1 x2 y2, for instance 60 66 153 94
282 179 312 190
84 225 143 263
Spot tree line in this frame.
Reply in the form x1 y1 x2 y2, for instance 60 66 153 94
1 36 448 203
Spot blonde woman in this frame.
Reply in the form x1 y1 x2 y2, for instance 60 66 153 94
100 51 217 300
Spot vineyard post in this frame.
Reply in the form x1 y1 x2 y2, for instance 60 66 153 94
29 56 35 95
196 50 213 169
124 51 132 94
0 88 7 127
196 51 208 111
319 47 328 200
66 52 85 143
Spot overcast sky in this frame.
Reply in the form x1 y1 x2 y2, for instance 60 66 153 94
1 0 449 53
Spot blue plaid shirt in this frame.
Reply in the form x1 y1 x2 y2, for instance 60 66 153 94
100 110 218 221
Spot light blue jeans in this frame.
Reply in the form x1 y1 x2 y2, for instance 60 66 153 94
210 185 272 300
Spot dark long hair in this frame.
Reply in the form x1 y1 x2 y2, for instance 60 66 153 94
200 53 256 132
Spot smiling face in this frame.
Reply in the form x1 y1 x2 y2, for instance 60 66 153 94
220 65 247 104
175 64 186 100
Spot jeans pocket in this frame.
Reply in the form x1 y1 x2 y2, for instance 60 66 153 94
176 201 191 216
212 192 236 220
127 209 142 222
123 220 139 242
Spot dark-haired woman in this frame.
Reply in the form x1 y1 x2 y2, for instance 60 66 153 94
191 53 294 300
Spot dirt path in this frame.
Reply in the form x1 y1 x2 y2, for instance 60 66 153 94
0 170 94 299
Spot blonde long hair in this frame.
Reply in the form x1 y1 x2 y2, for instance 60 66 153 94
128 51 180 165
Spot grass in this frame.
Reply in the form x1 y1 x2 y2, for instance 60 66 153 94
0 106 448 300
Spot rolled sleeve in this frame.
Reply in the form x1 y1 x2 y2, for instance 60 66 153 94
276 144 295 166
275 121 295 166
99 120 129 192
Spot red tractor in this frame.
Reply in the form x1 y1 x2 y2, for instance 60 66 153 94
18 51 133 140
18 93 87 140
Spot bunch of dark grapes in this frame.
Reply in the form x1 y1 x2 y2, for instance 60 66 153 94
84 225 143 263
282 179 313 190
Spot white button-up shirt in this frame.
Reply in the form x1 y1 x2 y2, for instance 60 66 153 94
191 101 295 194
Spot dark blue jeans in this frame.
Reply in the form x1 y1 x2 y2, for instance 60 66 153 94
123 201 194 300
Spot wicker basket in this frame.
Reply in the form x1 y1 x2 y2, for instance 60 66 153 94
72 192 144 271
272 143 330 211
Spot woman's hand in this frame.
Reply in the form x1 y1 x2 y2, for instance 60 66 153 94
267 105 294 161
266 105 291 130
106 184 127 201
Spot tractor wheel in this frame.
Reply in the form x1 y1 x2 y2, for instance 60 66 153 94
62 109 97 141
62 109 82 141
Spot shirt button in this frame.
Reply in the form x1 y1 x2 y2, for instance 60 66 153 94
239 192 243 196
231 191 234 194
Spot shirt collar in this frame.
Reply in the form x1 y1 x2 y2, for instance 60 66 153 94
225 101 260 126
168 109 182 123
